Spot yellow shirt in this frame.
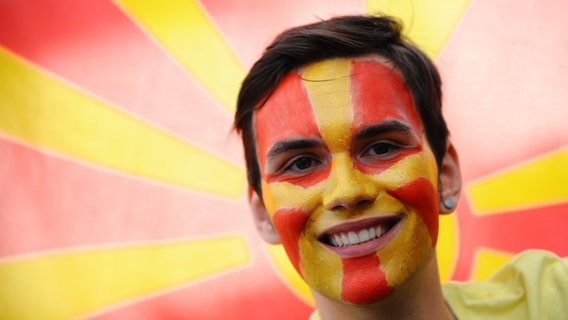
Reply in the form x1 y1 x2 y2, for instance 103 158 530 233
310 251 568 319
443 250 568 319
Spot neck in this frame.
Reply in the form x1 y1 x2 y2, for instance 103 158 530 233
312 253 454 320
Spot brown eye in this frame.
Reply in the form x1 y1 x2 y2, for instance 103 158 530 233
288 156 316 171
365 142 398 157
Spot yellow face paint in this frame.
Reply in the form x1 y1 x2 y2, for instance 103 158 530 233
254 57 440 304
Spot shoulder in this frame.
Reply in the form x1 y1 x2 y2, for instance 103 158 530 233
506 249 567 271
443 250 568 319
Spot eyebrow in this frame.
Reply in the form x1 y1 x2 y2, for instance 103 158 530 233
265 138 323 160
354 120 415 140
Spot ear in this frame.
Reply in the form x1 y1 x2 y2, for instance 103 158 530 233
249 188 281 244
439 140 462 214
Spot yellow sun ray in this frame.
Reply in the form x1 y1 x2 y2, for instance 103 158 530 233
365 0 472 58
0 47 244 198
0 235 250 320
468 146 568 215
471 248 514 281
114 0 246 113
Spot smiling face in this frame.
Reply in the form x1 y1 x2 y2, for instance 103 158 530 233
253 57 441 304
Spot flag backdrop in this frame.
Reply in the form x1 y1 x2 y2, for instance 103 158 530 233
1 0 567 319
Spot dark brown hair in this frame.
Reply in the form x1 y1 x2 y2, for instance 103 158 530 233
234 15 448 197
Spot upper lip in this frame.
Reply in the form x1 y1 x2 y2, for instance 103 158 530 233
316 214 402 240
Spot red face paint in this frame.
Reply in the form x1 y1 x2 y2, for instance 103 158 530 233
350 60 424 176
341 255 392 303
351 60 422 132
388 177 439 246
272 208 309 276
254 72 325 188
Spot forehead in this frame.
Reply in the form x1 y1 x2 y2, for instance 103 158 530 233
253 56 421 162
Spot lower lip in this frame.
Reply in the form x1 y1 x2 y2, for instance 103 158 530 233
320 219 403 258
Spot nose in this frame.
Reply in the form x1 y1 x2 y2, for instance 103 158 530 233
323 154 378 212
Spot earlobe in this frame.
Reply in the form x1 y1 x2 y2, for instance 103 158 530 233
439 141 462 214
249 189 281 244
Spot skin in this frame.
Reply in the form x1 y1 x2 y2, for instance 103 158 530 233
250 55 461 319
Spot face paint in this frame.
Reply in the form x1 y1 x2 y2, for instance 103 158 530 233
341 255 391 303
272 208 308 276
351 60 423 132
388 177 439 246
254 72 327 188
254 56 440 304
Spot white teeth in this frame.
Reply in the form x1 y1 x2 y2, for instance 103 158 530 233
359 229 370 242
341 233 349 245
329 224 391 247
330 237 338 247
376 225 385 238
333 234 344 246
348 231 358 243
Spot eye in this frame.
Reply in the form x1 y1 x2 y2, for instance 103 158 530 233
361 141 401 158
282 155 323 174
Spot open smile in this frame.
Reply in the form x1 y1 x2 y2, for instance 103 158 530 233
317 215 402 258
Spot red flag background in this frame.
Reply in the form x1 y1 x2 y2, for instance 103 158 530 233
1 1 567 319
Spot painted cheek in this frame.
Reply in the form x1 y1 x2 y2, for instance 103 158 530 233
254 72 321 178
261 180 326 282
272 208 309 276
351 60 423 135
341 255 392 303
388 177 439 246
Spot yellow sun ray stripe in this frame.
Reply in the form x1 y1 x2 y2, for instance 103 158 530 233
471 248 514 281
468 146 568 215
0 47 244 198
114 0 245 113
0 235 250 320
365 0 472 58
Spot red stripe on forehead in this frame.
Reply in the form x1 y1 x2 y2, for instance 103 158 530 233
351 60 422 132
254 73 320 173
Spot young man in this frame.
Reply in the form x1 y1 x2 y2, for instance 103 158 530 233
234 15 567 319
